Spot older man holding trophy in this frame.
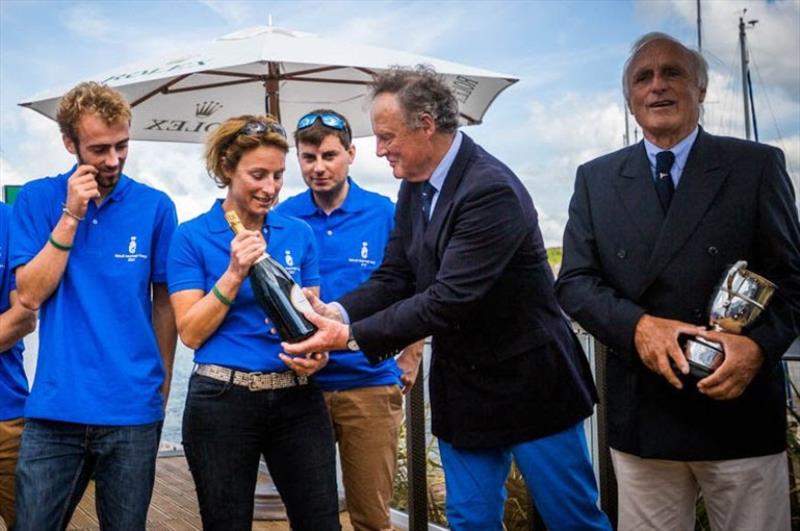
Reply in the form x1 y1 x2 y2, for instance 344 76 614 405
684 260 777 377
556 32 800 530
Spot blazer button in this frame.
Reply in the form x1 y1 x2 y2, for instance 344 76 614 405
617 249 627 259
707 246 719 256
692 308 703 319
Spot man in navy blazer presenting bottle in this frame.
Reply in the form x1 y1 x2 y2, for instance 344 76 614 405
283 65 610 530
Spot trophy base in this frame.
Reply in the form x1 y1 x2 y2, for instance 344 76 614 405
687 360 714 379
682 336 724 378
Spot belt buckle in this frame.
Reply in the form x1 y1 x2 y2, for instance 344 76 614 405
248 372 264 391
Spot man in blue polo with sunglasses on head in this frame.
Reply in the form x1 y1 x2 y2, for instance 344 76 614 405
276 109 423 531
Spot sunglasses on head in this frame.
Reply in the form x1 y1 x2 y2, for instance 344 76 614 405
297 112 352 142
237 121 287 139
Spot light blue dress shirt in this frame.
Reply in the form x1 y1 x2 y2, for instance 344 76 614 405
427 131 463 217
643 126 699 187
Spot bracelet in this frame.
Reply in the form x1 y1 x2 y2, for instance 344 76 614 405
48 234 73 251
61 203 85 222
211 285 234 306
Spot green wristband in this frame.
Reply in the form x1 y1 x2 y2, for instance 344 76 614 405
212 285 234 306
48 234 73 251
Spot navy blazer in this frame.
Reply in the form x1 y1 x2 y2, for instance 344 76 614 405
556 129 800 460
339 134 597 449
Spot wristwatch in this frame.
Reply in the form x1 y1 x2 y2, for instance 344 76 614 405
346 327 360 351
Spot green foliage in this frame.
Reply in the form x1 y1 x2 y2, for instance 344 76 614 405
547 246 563 267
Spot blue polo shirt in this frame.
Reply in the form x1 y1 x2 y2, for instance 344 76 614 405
276 178 401 390
1 202 28 421
9 167 177 425
167 199 320 372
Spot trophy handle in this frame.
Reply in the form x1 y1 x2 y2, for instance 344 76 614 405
725 260 749 294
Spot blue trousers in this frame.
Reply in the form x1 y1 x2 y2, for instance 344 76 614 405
439 421 611 531
14 419 161 531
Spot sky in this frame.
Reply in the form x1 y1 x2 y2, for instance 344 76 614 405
1 0 798 247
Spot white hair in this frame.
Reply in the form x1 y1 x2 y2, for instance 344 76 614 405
622 32 708 103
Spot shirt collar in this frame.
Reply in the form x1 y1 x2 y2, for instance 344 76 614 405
283 177 366 216
428 130 463 192
643 126 699 181
337 177 366 213
206 198 290 233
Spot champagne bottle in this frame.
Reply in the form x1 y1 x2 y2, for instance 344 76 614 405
225 210 317 343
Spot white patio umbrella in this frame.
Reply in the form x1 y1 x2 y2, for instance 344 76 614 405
19 25 517 145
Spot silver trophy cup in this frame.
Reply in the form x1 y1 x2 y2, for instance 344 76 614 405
682 260 776 377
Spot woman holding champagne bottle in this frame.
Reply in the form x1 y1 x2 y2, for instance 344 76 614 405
166 114 340 531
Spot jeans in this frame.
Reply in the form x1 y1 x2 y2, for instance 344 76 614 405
182 373 340 531
14 419 161 531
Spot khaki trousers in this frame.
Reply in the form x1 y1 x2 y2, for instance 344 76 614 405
324 385 404 531
611 448 790 531
0 417 23 529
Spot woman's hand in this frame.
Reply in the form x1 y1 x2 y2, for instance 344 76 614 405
279 351 329 377
227 230 266 280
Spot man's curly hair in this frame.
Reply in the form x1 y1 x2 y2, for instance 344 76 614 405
370 64 459 134
56 82 131 141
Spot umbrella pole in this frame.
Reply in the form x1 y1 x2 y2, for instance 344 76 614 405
265 62 281 121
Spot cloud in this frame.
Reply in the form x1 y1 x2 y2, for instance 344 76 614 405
62 3 118 44
195 0 465 57
199 0 257 27
510 43 628 94
0 157 27 189
764 133 800 209
507 90 626 246
7 112 72 183
328 6 464 55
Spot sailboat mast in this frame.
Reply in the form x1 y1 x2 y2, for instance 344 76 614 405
739 13 752 140
696 0 702 52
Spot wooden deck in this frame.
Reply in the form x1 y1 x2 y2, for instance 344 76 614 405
0 455 353 530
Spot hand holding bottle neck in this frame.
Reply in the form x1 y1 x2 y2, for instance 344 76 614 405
222 198 266 232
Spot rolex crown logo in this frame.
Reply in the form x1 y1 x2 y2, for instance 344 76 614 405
195 101 223 118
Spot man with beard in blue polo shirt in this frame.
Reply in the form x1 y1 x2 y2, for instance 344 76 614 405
276 109 423 531
9 82 178 531
0 202 37 530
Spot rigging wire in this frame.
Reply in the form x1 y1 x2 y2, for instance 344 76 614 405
715 39 741 137
750 48 796 174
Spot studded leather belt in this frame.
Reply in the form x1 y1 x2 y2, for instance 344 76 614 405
195 364 308 391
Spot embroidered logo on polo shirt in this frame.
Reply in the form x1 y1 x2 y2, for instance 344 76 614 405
114 235 149 263
348 240 376 268
282 249 299 275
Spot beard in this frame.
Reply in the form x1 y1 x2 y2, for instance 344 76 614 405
77 150 124 193
95 167 122 191
311 176 348 202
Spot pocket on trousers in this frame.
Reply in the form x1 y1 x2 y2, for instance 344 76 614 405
188 374 233 399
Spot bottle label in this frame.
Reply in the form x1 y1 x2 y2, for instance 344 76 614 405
290 284 314 315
